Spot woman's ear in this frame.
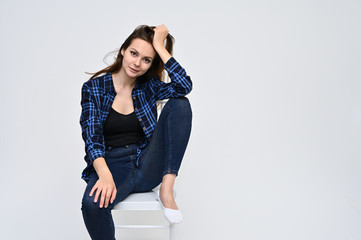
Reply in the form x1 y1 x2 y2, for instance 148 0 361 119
120 48 125 56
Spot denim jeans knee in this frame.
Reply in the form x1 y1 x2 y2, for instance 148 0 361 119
165 96 192 116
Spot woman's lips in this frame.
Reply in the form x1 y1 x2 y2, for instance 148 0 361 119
129 67 139 73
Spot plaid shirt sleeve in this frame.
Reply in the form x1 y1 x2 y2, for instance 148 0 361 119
80 83 105 165
149 57 193 100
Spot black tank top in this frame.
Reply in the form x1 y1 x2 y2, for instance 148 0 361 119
103 107 145 147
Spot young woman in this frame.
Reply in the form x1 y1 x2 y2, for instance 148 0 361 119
80 24 193 239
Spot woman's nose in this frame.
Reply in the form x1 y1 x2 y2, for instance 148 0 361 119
134 58 141 66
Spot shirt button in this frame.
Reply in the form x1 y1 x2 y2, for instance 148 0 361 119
133 97 135 100
139 118 142 121
143 127 146 130
135 108 137 111
167 67 170 71
148 138 151 141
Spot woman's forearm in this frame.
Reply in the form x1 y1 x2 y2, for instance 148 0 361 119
152 25 172 64
93 157 112 178
154 44 172 64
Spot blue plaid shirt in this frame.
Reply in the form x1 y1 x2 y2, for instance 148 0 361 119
80 57 192 183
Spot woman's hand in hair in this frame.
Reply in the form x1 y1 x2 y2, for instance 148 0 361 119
152 24 169 49
153 24 172 63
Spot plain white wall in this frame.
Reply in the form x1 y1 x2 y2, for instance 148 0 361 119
1 0 360 239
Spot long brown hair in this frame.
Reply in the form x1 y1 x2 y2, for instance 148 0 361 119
85 25 174 82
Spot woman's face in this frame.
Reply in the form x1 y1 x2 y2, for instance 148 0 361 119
121 38 156 79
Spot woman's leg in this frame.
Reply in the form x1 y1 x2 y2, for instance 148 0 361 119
81 144 139 240
133 96 192 208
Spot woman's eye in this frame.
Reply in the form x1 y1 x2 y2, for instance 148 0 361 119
130 51 136 56
144 59 151 63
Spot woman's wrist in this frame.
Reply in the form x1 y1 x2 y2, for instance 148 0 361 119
93 157 112 178
153 42 165 51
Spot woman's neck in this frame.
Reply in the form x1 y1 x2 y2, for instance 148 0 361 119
112 68 136 91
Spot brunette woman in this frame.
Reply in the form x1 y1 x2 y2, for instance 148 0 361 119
80 24 192 239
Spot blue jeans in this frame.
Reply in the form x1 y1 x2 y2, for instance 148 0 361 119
81 97 192 240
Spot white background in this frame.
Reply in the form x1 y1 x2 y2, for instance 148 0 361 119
0 0 360 239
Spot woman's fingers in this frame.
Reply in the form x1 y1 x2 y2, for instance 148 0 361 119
89 179 117 208
89 181 98 197
99 189 106 208
94 184 102 203
155 24 167 31
104 189 113 208
153 24 169 47
100 185 116 208
110 188 117 204
154 24 168 35
101 188 111 208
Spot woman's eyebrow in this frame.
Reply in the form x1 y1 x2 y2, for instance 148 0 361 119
130 48 153 59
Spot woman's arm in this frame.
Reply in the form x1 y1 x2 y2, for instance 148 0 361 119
80 84 106 163
90 157 117 208
150 25 193 100
80 83 117 208
153 57 193 99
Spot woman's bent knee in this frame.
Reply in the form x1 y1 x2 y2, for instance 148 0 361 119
81 194 98 213
167 96 192 115
81 190 113 213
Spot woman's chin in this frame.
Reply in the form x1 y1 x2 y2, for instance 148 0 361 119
126 70 140 78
